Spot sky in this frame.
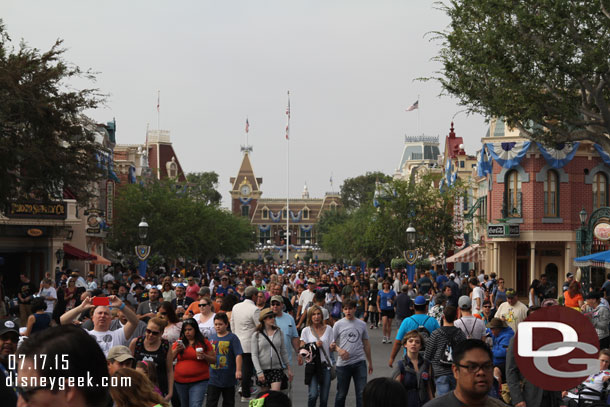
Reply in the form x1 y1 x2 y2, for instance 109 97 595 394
4 1 486 207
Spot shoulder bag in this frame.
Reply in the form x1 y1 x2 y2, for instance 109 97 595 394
311 326 336 380
260 331 289 390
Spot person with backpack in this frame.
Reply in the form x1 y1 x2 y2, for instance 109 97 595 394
423 305 466 396
391 330 433 406
388 296 439 368
454 296 486 340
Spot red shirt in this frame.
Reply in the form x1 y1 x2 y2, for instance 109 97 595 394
186 283 200 301
173 339 212 383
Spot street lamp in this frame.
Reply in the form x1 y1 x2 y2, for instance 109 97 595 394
138 217 149 242
579 208 587 227
406 224 416 248
55 248 64 264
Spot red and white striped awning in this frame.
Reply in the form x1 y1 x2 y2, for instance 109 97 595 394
446 244 480 263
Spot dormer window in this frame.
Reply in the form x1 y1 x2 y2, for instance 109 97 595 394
262 208 269 220
303 208 310 220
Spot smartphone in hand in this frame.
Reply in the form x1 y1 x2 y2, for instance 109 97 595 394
92 296 110 306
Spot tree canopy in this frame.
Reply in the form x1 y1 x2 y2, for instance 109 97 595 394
0 22 106 210
109 180 254 263
185 171 222 206
434 1 610 149
340 171 392 211
321 176 463 263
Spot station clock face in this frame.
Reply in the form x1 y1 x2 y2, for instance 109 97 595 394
240 184 251 196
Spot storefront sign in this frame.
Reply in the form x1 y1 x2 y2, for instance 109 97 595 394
26 228 43 237
106 181 114 226
8 202 67 219
593 222 610 241
85 209 105 235
488 223 520 238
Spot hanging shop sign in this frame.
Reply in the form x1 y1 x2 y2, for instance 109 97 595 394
487 223 520 238
594 222 610 241
85 209 104 235
106 181 115 226
8 202 67 219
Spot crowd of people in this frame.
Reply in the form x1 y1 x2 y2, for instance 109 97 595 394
1 264 610 407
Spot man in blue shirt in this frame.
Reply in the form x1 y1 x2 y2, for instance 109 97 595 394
388 295 439 367
215 275 236 298
270 295 300 367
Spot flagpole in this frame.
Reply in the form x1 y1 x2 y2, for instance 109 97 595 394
286 91 290 264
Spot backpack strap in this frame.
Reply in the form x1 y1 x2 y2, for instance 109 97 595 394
462 318 476 338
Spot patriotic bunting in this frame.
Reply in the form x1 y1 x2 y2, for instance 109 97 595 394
536 142 580 169
485 141 531 169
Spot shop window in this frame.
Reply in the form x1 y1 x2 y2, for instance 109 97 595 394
259 228 270 244
544 170 559 217
505 170 522 217
593 173 608 210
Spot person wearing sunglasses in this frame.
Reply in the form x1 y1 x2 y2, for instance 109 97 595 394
195 299 216 339
129 317 174 402
423 339 508 406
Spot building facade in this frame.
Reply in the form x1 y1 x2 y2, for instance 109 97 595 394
468 118 610 296
230 152 340 261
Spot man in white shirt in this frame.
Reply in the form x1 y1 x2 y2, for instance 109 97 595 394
455 296 486 340
469 277 485 314
38 278 57 317
297 278 317 322
231 286 261 402
60 295 138 356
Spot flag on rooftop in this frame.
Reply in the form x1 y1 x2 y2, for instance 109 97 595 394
285 91 291 140
245 118 249 133
406 100 419 111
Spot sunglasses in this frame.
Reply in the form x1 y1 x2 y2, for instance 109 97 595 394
146 329 160 336
483 305 491 308
199 303 209 307
159 311 167 316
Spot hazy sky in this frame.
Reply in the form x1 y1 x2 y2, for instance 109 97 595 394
4 1 486 207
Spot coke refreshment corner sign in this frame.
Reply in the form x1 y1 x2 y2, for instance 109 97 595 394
593 222 610 241
514 306 599 391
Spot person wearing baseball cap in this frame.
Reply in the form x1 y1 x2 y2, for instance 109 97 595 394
296 277 317 325
454 296 486 340
107 345 135 375
388 295 439 368
0 318 19 405
495 289 527 333
270 295 300 368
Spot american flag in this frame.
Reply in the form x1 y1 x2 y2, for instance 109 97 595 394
157 91 160 112
245 118 249 133
406 100 419 111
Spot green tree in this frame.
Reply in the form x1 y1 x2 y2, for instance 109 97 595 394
109 180 254 263
0 22 106 210
433 1 610 149
320 176 463 263
340 171 392 211
185 172 222 206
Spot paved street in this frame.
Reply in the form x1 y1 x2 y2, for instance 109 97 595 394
234 321 398 407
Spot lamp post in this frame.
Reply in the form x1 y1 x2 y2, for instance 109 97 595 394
135 217 151 277
405 224 417 283
577 208 590 292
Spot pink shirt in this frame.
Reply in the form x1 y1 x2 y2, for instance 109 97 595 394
185 283 200 301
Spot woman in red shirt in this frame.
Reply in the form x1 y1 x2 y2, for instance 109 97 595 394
172 318 215 407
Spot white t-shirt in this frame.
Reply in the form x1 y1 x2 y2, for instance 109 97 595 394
39 287 57 313
195 312 216 339
471 286 485 313
87 328 127 357
299 290 316 308
300 325 333 364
